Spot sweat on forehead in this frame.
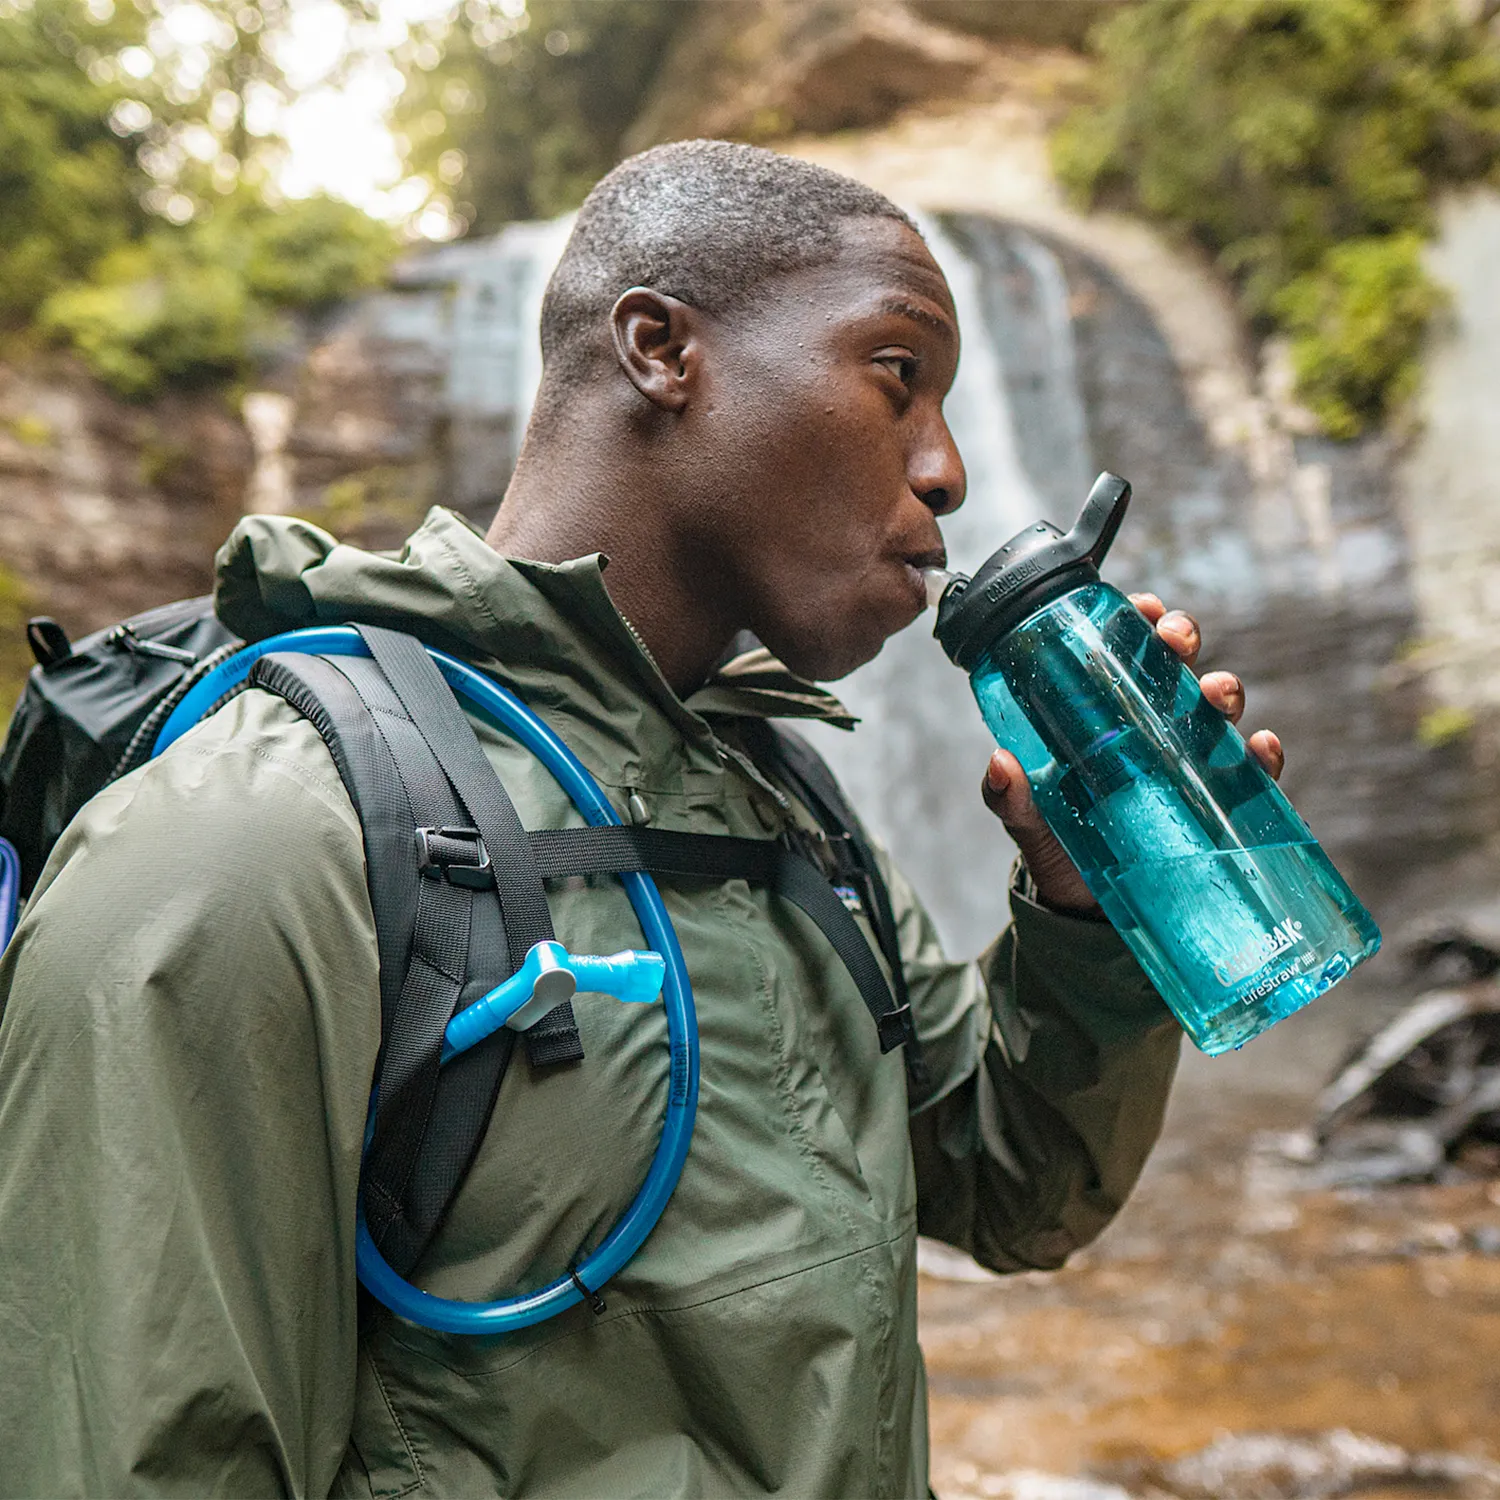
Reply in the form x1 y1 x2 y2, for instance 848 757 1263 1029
537 140 919 383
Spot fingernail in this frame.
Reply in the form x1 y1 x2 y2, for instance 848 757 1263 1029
1162 610 1196 635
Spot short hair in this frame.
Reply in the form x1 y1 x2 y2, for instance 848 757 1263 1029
535 139 916 405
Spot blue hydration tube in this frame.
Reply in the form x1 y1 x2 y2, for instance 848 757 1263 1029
152 626 700 1335
0 836 20 951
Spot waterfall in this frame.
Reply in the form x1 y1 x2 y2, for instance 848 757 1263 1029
797 217 1091 958
384 213 1096 958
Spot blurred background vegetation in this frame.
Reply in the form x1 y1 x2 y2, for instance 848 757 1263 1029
1053 0 1500 437
2 0 1497 424
0 0 683 399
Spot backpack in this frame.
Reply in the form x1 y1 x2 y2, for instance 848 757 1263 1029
0 599 921 1279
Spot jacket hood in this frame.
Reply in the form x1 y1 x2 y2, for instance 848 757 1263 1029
214 507 857 733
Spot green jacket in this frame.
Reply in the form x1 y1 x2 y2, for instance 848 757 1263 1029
0 509 1179 1499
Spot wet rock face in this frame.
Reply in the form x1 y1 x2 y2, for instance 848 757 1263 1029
0 365 252 636
625 1 993 151
803 214 1477 955
910 0 1131 49
2 199 1484 956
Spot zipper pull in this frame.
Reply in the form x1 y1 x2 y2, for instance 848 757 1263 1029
106 624 199 666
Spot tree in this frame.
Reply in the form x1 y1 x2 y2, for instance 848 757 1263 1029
394 0 686 234
1054 0 1500 435
0 0 150 334
40 191 397 398
2 0 397 396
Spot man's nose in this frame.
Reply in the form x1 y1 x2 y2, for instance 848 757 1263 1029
909 416 966 517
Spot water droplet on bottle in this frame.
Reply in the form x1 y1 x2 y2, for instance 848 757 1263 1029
1319 954 1351 987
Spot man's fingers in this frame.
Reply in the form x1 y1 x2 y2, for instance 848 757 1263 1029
1247 729 1285 781
982 748 1041 829
1132 593 1201 665
983 749 1104 912
1199 670 1245 723
1128 592 1166 625
1154 609 1201 668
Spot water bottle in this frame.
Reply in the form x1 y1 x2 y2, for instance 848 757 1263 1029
931 472 1380 1055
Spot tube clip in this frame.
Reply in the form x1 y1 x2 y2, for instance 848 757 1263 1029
441 940 667 1061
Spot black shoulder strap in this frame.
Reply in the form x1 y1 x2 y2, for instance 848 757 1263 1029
525 825 916 1055
750 725 912 1002
351 626 582 1068
245 628 580 1278
748 722 926 1087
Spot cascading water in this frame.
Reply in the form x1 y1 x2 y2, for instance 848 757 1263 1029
373 211 1102 958
368 204 1452 957
797 215 1097 958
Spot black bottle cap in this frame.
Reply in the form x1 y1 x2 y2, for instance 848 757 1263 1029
933 472 1132 671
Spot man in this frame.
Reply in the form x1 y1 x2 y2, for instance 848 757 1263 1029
0 141 1279 1496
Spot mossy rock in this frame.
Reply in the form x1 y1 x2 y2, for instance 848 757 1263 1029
1054 0 1500 436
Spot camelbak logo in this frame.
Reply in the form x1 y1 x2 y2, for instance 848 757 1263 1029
1215 918 1306 986
986 557 1042 601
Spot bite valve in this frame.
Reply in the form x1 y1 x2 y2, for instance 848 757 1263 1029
441 940 667 1062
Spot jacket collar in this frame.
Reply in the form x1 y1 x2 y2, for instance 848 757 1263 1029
214 507 856 748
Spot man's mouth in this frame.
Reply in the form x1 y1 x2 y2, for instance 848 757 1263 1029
900 548 948 612
905 546 948 574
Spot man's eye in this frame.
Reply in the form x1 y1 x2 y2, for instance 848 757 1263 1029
876 354 918 387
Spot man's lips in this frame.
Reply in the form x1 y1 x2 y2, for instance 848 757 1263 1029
905 546 949 573
900 548 948 614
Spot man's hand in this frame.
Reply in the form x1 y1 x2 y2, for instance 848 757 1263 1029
981 592 1286 915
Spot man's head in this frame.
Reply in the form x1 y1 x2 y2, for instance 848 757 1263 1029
513 140 965 685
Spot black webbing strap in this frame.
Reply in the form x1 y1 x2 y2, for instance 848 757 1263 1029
751 723 926 1087
245 644 559 1276
754 723 912 1015
527 825 915 1055
353 625 582 1069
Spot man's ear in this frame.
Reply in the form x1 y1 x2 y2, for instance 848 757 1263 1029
610 288 701 413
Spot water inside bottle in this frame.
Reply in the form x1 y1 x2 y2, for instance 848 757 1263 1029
970 583 1380 1054
1086 841 1380 1055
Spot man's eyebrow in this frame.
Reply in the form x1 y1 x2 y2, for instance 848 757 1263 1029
874 296 957 341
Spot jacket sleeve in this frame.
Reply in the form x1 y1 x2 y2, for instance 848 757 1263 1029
0 693 380 1499
888 850 1182 1273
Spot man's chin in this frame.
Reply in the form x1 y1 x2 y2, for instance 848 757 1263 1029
778 628 891 685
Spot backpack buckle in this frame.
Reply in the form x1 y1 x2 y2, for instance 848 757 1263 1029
416 825 493 889
876 1005 916 1054
779 823 851 883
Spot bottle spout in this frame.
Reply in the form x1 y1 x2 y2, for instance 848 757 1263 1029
1070 472 1132 570
920 567 962 609
930 471 1132 671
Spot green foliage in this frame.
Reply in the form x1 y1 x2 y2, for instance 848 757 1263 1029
1 0 396 397
38 194 397 399
0 561 36 720
0 0 150 335
41 250 248 399
2 412 54 447
1054 0 1500 436
395 0 685 233
300 464 436 546
1274 232 1445 436
1418 702 1476 747
242 195 397 310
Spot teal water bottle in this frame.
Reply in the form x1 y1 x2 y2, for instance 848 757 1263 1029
932 473 1380 1054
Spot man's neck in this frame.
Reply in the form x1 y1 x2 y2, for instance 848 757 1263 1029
487 444 740 698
